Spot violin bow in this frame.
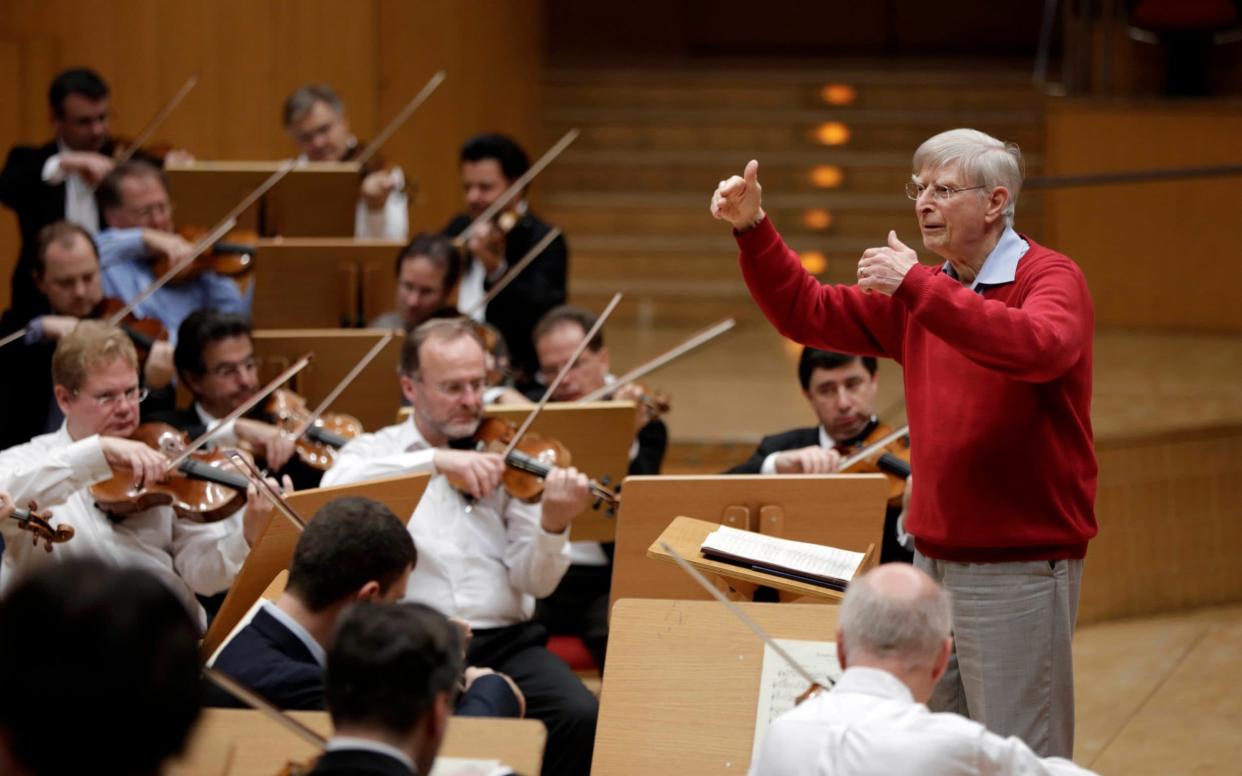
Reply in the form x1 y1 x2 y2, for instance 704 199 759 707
292 329 396 441
461 227 560 319
454 128 579 247
659 540 832 689
163 354 314 473
203 668 327 749
353 70 446 168
837 424 909 471
500 292 622 461
578 317 737 403
113 75 198 167
0 327 28 351
224 449 308 532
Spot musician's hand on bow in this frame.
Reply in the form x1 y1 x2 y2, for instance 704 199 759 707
40 315 79 342
857 231 919 296
360 169 398 210
540 466 590 534
142 229 194 269
435 449 505 501
100 436 169 491
241 474 293 547
774 446 842 474
710 159 766 232
58 150 115 184
143 341 175 389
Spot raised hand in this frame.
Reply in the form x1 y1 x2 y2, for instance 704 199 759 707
710 159 765 232
857 230 919 296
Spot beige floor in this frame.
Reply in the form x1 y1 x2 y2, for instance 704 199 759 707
1073 604 1242 774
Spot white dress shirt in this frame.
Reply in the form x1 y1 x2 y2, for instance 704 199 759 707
0 426 252 630
40 140 100 234
295 152 408 240
749 666 1096 776
320 418 571 629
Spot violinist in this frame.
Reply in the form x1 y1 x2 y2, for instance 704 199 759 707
727 347 912 564
95 160 248 338
368 233 462 332
0 321 279 630
443 134 568 388
207 496 523 720
282 84 409 240
0 68 192 320
0 221 174 450
529 305 669 668
321 318 599 776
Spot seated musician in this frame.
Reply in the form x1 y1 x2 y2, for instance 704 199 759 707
0 320 277 630
208 495 523 719
282 84 409 240
0 221 173 450
144 310 323 490
369 233 462 331
442 134 568 388
321 318 598 776
529 304 668 667
0 69 188 322
728 347 913 564
95 160 248 338
0 559 203 776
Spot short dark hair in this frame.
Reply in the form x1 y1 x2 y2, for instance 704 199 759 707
396 233 463 292
797 347 877 390
283 84 343 127
35 220 99 276
96 159 167 215
400 318 485 376
286 497 417 612
533 305 603 353
0 559 201 775
460 133 529 181
325 602 462 737
49 67 109 117
174 310 253 379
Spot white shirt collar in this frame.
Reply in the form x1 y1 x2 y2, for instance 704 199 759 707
325 736 416 772
194 402 219 428
260 599 326 667
832 666 917 704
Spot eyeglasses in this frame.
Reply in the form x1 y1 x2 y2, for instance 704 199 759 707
426 378 487 399
126 201 174 221
76 386 149 409
208 357 257 380
905 182 986 201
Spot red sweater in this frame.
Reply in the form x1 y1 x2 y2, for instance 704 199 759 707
736 218 1098 562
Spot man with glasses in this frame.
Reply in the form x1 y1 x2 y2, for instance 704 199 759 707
711 128 1096 759
322 318 599 776
95 160 247 340
0 320 277 630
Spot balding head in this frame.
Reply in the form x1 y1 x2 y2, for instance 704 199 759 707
839 564 952 670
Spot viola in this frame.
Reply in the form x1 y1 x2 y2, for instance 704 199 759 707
838 422 911 506
90 422 252 523
8 501 75 552
148 225 260 283
265 388 363 472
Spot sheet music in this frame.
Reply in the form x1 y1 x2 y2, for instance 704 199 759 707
429 757 506 776
702 525 865 582
751 638 842 763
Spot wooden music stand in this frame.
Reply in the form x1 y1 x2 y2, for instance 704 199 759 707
251 328 404 431
165 161 360 237
250 239 403 329
168 709 546 776
611 474 889 609
200 472 429 658
593 598 839 776
649 516 878 603
486 401 636 543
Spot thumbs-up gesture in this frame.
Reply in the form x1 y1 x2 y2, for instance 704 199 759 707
710 159 765 232
857 230 919 296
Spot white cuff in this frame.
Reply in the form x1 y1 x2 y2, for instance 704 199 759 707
760 452 780 475
534 523 571 551
42 154 66 184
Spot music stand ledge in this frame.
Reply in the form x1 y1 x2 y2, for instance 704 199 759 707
648 515 878 603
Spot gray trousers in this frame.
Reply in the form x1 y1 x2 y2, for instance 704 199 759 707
914 551 1083 759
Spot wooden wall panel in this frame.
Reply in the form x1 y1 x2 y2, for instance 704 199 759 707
0 0 542 310
1044 102 1242 332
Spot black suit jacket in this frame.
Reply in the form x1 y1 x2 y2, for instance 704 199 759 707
443 211 567 384
629 419 668 476
206 607 523 717
306 749 416 776
727 427 821 474
0 308 60 450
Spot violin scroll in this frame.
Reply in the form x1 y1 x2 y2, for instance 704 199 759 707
8 500 75 552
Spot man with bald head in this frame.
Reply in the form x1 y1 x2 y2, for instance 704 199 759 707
750 564 1096 775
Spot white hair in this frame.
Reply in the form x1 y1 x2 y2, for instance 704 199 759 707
912 128 1024 227
839 566 953 668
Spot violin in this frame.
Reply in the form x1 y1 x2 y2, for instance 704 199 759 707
838 422 911 507
90 422 253 523
148 225 259 283
95 296 168 362
8 501 75 552
460 417 619 510
264 388 363 471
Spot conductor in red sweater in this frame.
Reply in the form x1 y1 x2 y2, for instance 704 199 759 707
711 128 1096 759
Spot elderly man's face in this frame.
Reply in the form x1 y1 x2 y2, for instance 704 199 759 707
912 163 991 260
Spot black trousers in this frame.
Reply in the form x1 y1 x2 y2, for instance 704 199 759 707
533 562 611 668
468 622 598 776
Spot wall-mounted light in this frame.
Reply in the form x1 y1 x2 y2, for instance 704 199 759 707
820 84 857 106
802 209 833 231
812 122 850 146
809 165 844 189
800 251 828 274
